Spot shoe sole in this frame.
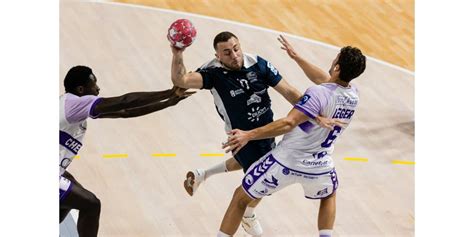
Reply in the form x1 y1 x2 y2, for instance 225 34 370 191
183 171 195 196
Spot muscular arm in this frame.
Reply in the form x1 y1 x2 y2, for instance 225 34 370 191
273 78 303 105
246 108 307 140
293 56 330 84
171 46 204 89
94 96 186 118
224 108 308 153
93 88 193 118
278 35 330 84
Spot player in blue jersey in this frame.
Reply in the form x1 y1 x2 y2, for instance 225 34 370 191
60 66 193 237
216 37 366 237
171 31 337 236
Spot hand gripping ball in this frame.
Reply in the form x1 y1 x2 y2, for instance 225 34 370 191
167 19 197 49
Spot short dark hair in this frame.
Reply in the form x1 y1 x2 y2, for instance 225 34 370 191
64 65 94 93
213 31 238 50
337 46 366 82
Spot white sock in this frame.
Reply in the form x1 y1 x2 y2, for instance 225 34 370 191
243 206 256 218
217 230 231 237
319 229 333 237
205 162 228 180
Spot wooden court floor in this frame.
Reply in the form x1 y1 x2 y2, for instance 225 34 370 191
60 1 414 236
114 0 414 71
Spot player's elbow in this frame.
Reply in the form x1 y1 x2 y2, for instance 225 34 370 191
173 74 190 88
282 118 298 131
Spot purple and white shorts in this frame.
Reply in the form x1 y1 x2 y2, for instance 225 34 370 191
242 154 338 200
60 176 73 202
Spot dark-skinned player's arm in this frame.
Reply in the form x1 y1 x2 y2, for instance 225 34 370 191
92 87 194 118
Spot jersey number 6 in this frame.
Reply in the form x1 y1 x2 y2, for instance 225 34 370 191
321 126 342 148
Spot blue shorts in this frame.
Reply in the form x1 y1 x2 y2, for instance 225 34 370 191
234 138 275 172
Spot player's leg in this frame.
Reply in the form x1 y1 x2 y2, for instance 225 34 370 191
236 140 275 236
318 192 336 237
184 157 241 196
219 185 256 236
244 199 260 217
302 169 339 237
221 187 253 234
60 171 85 222
241 198 261 236
225 157 243 171
60 172 101 237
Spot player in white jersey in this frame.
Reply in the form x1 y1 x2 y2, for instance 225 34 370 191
60 65 193 237
217 38 367 237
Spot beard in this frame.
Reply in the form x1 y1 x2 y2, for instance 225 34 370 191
221 60 242 71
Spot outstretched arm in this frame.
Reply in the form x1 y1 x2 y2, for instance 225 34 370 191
92 87 194 118
278 35 330 84
171 46 204 89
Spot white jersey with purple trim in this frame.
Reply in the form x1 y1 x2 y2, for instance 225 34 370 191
59 93 101 175
272 83 359 173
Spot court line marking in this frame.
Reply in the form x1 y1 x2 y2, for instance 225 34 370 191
103 154 128 159
391 160 415 165
94 0 414 75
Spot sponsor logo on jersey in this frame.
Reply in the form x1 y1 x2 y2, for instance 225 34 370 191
298 94 311 105
313 151 327 159
230 89 245 97
246 71 258 82
302 159 329 167
247 94 262 105
60 131 83 155
267 62 279 75
247 106 269 122
282 168 290 175
336 96 358 106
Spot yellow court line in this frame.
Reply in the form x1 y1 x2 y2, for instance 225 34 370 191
200 153 225 157
391 160 415 165
73 155 80 159
102 154 128 159
343 157 369 162
152 153 176 157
